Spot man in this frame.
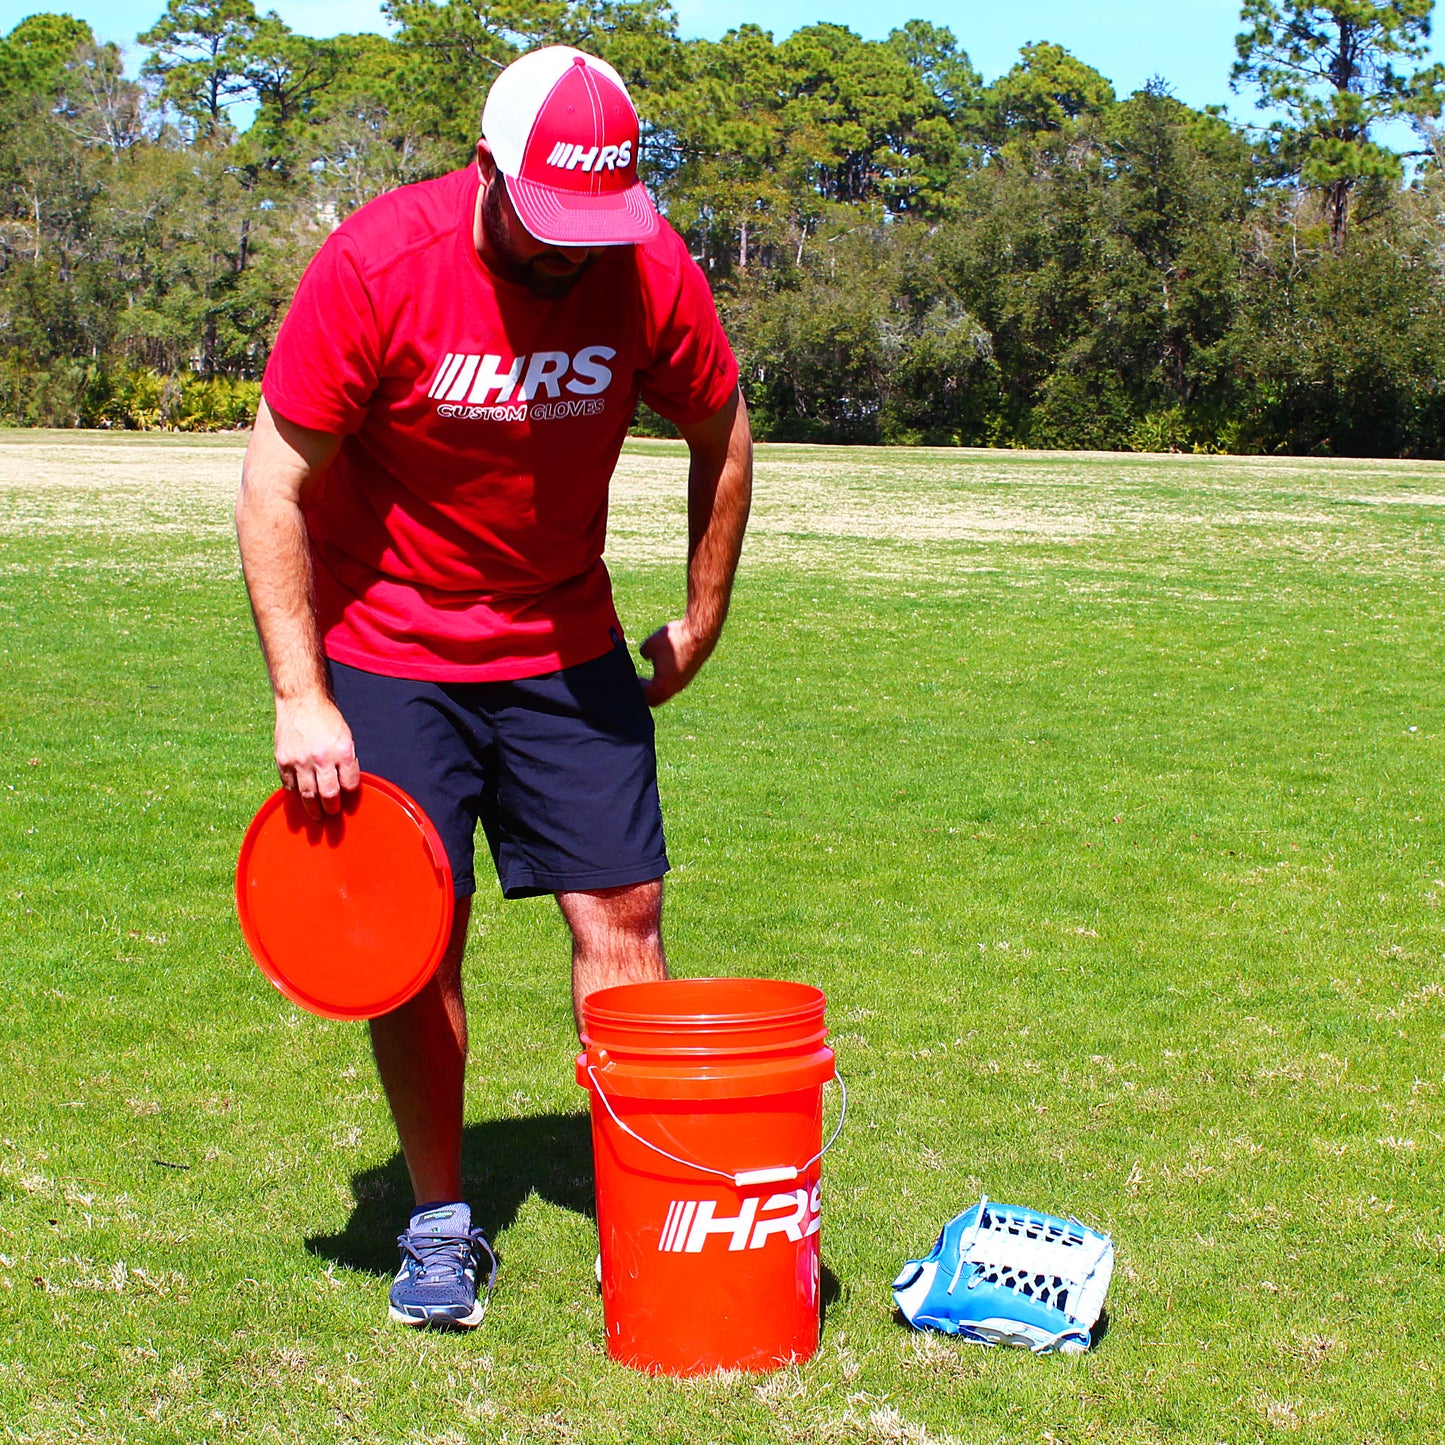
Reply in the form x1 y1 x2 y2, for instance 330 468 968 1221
235 45 752 1330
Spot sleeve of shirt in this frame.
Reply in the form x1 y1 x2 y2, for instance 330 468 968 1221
262 233 381 435
637 229 740 427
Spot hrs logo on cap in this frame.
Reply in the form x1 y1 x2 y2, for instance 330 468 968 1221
541 138 634 175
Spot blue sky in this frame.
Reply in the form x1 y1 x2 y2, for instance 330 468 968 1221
2 0 1440 133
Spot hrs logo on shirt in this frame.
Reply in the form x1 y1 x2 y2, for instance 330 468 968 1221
428 345 615 422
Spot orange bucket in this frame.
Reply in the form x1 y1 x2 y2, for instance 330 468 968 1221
576 978 843 1376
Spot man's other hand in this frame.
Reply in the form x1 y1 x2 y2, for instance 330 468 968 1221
639 620 709 707
274 695 360 816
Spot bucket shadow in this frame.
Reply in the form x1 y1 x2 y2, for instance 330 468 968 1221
820 1263 842 1323
308 1109 850 1319
306 1110 595 1274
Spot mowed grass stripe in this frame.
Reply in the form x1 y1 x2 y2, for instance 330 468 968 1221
0 436 1441 1443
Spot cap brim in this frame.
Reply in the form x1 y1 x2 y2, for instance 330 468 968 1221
507 174 659 247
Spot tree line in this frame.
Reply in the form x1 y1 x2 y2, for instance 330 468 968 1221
3 0 1445 455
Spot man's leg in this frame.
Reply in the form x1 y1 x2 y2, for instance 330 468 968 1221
370 896 471 1206
322 664 497 1326
557 878 667 1029
373 898 497 1330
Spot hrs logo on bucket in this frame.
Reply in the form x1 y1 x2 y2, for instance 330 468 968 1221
657 1185 822 1254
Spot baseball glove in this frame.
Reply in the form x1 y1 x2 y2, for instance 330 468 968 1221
891 1194 1114 1353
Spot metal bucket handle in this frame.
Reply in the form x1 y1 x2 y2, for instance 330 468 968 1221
585 1063 848 1189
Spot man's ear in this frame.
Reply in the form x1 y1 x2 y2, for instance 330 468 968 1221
475 139 497 183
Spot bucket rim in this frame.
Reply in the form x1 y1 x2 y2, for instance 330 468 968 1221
583 977 826 1031
578 1044 836 1100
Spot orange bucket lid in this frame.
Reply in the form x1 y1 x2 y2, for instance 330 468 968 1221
235 773 454 1020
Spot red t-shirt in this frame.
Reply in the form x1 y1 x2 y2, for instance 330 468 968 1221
262 165 739 682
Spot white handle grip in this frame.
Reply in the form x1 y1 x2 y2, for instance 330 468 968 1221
733 1166 800 1187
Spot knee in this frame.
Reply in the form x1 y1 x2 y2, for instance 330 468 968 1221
562 880 663 957
433 898 471 993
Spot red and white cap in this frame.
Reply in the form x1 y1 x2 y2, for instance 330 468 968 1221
482 46 659 248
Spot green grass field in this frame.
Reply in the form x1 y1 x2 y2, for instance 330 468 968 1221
1 432 1442 1444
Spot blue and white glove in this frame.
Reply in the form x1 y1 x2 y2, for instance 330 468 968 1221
892 1195 1113 1354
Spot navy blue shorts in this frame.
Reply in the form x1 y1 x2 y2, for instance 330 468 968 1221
327 643 668 900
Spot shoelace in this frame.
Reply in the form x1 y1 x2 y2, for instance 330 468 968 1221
398 1228 498 1290
945 1199 990 1296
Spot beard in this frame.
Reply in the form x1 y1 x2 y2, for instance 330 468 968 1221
480 178 598 299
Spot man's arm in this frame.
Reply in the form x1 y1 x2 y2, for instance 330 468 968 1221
639 386 753 707
235 398 359 816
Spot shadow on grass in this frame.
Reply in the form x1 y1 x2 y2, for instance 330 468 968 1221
820 1264 842 1322
306 1110 595 1275
309 1109 848 1326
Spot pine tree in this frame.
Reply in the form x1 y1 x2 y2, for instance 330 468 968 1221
1232 0 1445 250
